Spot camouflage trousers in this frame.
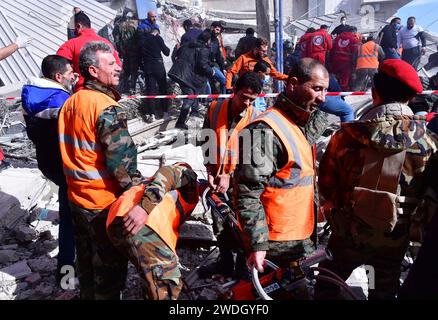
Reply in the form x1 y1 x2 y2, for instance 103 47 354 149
264 238 315 268
314 214 411 300
70 202 128 300
262 238 315 300
108 218 182 300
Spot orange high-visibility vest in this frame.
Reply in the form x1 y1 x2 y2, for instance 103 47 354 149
356 41 379 69
106 184 198 252
209 99 260 176
58 89 123 210
247 107 315 241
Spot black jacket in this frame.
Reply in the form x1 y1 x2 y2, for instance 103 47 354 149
168 40 213 90
138 32 170 66
235 35 257 58
209 36 226 70
378 24 398 49
331 24 350 36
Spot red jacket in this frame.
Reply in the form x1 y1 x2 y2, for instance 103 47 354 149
57 29 122 92
329 31 359 65
301 29 333 64
298 32 313 56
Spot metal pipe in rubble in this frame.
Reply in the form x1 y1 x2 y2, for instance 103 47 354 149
277 0 284 92
278 0 284 74
273 0 281 93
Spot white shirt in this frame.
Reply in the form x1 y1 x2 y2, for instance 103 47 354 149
397 25 424 50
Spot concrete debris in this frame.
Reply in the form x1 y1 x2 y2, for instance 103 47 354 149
33 283 54 298
179 221 215 242
14 225 37 243
0 168 51 228
28 257 57 274
0 250 19 264
0 260 32 281
0 244 18 250
24 273 41 285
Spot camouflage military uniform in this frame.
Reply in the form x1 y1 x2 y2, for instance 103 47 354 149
107 164 199 300
200 100 255 278
70 80 141 300
233 93 317 267
316 102 438 300
113 18 139 93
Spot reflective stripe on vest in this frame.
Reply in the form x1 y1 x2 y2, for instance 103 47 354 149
63 167 110 181
209 99 260 175
107 184 198 252
248 107 315 241
59 134 102 151
59 89 123 210
356 42 379 69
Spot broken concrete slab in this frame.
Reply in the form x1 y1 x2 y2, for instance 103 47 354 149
0 249 19 264
0 168 50 209
0 260 32 282
179 220 215 242
0 244 18 250
14 224 37 243
28 257 57 273
0 191 27 230
25 272 41 285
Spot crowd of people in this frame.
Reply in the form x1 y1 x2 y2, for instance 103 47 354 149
1 7 438 301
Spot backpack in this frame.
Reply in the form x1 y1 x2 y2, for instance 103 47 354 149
349 148 408 233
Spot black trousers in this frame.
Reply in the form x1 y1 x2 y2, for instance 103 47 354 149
142 61 168 117
402 46 421 70
119 54 139 93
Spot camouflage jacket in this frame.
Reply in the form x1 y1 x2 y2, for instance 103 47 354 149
233 92 319 252
88 80 142 191
319 102 438 229
140 163 199 213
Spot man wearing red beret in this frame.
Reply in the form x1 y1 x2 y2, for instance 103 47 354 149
315 59 438 299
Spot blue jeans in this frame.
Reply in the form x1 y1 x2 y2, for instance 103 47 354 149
209 67 226 94
320 96 355 122
383 47 400 60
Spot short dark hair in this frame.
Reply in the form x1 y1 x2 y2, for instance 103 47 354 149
390 17 401 24
320 24 329 30
408 16 416 21
211 20 225 31
306 27 316 33
183 19 192 29
246 28 255 36
253 60 271 73
288 58 328 84
75 12 91 28
255 37 268 48
197 29 212 43
41 55 73 80
234 72 263 94
373 71 417 102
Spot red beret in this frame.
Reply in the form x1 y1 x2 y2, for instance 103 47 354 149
378 59 423 94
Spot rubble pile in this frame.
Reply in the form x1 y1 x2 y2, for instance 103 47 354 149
0 100 36 166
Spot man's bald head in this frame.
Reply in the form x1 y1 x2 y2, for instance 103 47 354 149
147 11 157 24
